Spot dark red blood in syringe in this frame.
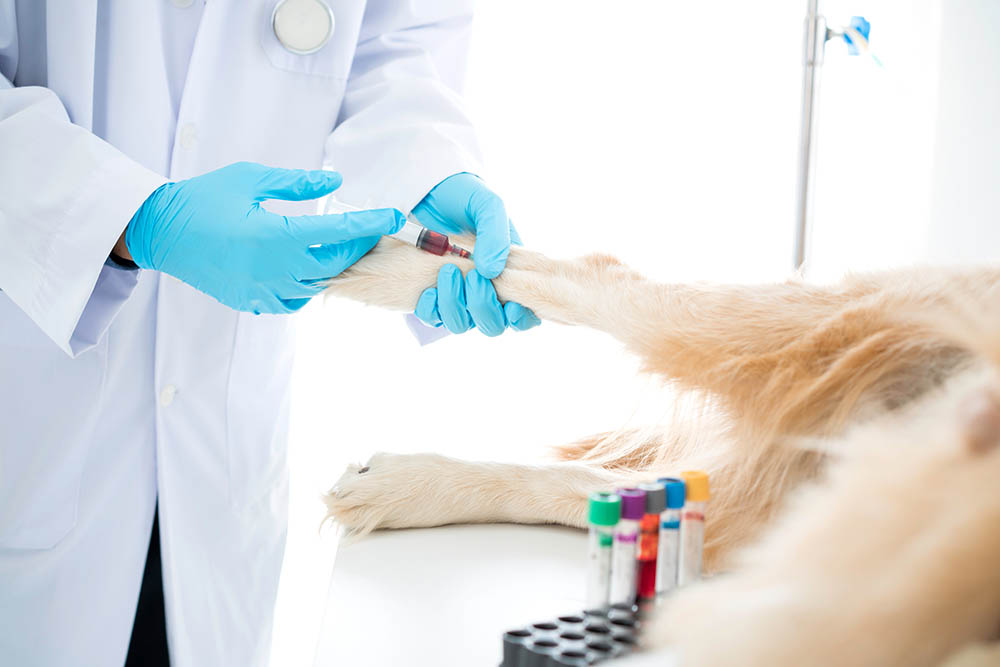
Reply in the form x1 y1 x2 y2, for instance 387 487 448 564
416 228 449 255
416 228 472 259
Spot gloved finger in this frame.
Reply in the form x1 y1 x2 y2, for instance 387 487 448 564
300 235 381 278
288 209 405 245
254 168 343 202
504 301 541 331
509 220 523 247
468 190 511 279
246 293 297 315
277 278 328 299
414 287 443 327
296 277 331 289
464 269 507 337
435 264 473 334
278 297 312 313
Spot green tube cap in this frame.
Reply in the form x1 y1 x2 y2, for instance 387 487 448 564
588 491 622 526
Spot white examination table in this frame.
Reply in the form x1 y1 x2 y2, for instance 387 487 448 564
313 523 678 666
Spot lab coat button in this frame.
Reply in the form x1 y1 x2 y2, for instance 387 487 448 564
171 0 195 8
178 123 198 150
159 385 177 407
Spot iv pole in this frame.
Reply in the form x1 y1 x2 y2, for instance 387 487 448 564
793 0 827 272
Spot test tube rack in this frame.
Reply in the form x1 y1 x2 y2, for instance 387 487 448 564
500 604 640 666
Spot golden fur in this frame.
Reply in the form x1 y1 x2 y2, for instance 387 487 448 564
322 236 1000 665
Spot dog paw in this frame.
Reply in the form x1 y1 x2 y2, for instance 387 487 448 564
323 452 463 537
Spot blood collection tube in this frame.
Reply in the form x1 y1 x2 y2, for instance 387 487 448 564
677 471 710 586
655 477 685 596
609 488 645 605
586 491 622 609
636 482 666 601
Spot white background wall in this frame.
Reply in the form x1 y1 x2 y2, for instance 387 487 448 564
270 2 997 665
806 0 944 281
926 0 1000 264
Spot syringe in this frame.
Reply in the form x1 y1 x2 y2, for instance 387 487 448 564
324 197 472 259
392 219 472 259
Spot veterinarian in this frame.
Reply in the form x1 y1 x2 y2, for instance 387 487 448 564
0 2 537 666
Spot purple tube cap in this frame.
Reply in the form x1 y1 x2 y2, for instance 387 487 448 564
616 488 647 520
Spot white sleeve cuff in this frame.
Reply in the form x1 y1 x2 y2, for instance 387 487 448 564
67 260 141 356
31 156 165 356
0 85 166 356
404 313 452 346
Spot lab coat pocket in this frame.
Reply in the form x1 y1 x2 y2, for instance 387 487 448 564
0 295 106 549
258 0 360 79
226 312 294 512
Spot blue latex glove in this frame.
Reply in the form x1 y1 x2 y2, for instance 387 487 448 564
410 173 540 336
126 162 404 314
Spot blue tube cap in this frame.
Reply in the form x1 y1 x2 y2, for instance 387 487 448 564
658 477 686 509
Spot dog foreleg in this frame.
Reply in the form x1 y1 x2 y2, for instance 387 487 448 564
323 452 636 537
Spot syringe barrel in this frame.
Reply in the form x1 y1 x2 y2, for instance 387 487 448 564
390 220 424 246
390 218 452 256
415 228 450 256
325 198 434 250
326 197 459 257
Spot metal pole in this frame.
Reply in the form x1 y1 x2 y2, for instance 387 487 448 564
793 0 827 272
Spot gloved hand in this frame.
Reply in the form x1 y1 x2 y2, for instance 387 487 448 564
126 161 404 314
409 173 540 336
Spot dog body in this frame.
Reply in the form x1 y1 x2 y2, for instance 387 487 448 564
322 237 1000 666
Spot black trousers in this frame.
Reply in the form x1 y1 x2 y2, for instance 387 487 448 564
125 506 170 666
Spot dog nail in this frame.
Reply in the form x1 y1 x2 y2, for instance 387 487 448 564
358 466 370 474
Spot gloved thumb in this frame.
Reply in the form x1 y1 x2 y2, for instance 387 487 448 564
254 167 343 202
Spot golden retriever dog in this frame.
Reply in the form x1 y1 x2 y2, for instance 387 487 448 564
321 235 1000 666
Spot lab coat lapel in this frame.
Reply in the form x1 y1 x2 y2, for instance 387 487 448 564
45 0 98 129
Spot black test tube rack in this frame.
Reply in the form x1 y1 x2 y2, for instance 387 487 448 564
500 604 641 666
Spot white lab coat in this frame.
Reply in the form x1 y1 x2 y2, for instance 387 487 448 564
0 1 481 665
